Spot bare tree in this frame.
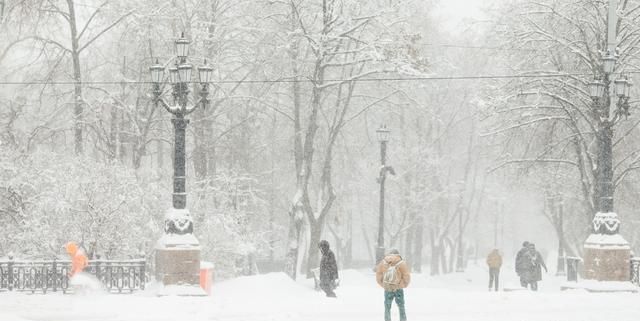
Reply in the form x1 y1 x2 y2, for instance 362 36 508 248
28 0 132 155
281 0 423 279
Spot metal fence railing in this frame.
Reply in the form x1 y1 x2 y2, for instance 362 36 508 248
631 257 640 286
0 257 147 294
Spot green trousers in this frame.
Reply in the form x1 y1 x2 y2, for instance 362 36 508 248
384 289 406 321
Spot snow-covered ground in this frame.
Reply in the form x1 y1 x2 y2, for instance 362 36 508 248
1 264 639 321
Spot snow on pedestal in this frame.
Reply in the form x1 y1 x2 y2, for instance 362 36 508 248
584 233 629 250
156 233 200 249
580 212 633 290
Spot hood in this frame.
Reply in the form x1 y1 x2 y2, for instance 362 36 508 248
319 240 330 255
384 254 402 265
65 242 78 256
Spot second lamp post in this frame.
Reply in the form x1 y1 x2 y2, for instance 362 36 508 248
376 125 395 264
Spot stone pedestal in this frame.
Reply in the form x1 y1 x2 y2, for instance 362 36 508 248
155 247 200 285
583 234 630 281
154 208 201 286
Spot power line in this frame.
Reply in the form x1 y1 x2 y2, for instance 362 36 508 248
418 43 542 52
374 39 548 52
0 73 603 85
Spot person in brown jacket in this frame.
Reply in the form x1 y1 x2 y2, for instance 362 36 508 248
376 249 410 321
486 249 502 291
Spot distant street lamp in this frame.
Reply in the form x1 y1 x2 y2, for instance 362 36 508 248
149 32 212 289
375 125 395 265
546 194 566 276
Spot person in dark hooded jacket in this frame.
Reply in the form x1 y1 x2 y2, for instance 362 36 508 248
318 240 339 297
515 241 531 287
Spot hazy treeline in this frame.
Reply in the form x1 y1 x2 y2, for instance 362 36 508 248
1 0 639 278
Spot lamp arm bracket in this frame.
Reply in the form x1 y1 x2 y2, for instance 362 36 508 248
609 105 622 123
185 97 205 115
156 97 178 115
376 165 395 182
610 114 619 124
386 166 396 176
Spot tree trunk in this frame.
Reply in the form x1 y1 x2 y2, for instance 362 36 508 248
119 107 127 163
109 104 118 161
157 139 164 169
284 201 304 279
345 235 352 269
455 233 464 272
446 237 455 273
67 0 83 155
344 209 353 268
362 224 375 264
430 230 440 275
439 239 448 274
413 215 424 272
285 0 304 280
404 220 413 260
306 215 326 278
269 116 277 262
403 205 417 262
439 236 452 274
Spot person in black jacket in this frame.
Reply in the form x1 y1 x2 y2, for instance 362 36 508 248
318 240 339 297
515 241 531 288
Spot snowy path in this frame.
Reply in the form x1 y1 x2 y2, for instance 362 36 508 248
1 267 639 321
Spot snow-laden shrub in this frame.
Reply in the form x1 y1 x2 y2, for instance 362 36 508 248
0 148 168 259
191 171 277 279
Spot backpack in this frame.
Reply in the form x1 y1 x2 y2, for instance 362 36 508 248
383 260 403 286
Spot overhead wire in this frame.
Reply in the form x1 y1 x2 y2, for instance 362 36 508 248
0 72 608 85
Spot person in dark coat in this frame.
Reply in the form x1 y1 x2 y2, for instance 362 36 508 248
526 243 547 291
515 241 531 287
318 240 339 297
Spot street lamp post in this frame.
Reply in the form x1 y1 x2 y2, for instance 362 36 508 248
582 1 634 282
1 0 5 23
149 32 213 289
455 181 466 272
552 195 566 276
584 54 633 282
375 125 394 265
